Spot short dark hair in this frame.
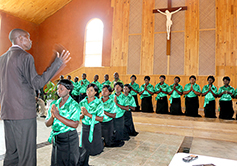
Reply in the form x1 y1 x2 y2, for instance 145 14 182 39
174 76 180 82
130 75 137 80
57 79 74 92
160 75 166 80
87 83 99 93
124 84 132 92
207 76 215 82
102 85 112 92
223 76 230 82
144 76 150 81
189 75 196 80
114 82 123 89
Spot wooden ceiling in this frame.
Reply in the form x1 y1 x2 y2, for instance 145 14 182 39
0 0 73 24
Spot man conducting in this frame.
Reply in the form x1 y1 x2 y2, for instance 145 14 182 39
0 28 71 166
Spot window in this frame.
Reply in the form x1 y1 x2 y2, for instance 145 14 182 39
84 18 104 67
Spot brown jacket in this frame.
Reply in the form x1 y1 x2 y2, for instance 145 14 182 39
0 46 63 120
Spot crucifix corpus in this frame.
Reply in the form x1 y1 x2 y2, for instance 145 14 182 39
153 0 187 56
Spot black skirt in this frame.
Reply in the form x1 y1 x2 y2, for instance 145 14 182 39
170 98 183 115
81 123 104 156
141 96 154 113
219 100 234 120
112 116 125 147
185 96 201 117
51 130 80 166
101 120 114 147
204 100 216 118
78 93 87 103
124 111 138 137
71 95 79 103
132 95 140 112
156 96 169 114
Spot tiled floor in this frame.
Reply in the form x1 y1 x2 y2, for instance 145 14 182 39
1 113 237 166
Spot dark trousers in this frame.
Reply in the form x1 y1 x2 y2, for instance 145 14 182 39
3 118 37 166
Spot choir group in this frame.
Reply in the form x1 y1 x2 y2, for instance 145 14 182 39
45 72 237 165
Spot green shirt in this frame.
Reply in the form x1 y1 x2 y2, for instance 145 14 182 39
111 93 129 118
218 85 235 101
71 81 80 96
124 93 137 110
202 84 217 107
183 83 201 98
79 97 104 125
102 80 111 86
110 79 124 90
129 82 140 96
91 81 102 93
100 96 116 122
139 83 154 99
79 96 104 144
46 96 80 143
168 83 183 104
155 82 169 100
78 79 90 94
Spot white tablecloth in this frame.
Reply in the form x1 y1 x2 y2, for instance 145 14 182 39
169 153 237 166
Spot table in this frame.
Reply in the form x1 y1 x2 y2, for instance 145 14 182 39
169 153 237 166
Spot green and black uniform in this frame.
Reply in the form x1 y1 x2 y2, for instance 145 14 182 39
100 96 115 147
218 85 235 119
129 82 140 112
168 84 183 115
155 82 169 114
139 83 154 113
124 93 138 138
183 83 201 117
78 79 90 103
79 96 104 156
46 96 80 165
202 84 218 118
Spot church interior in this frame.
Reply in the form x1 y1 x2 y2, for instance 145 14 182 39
0 0 237 165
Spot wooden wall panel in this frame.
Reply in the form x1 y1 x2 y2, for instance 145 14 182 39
170 32 184 75
127 35 141 74
154 0 167 33
129 0 143 34
140 0 155 75
216 0 237 69
153 33 167 74
199 30 215 75
110 0 130 67
199 0 215 29
184 0 199 76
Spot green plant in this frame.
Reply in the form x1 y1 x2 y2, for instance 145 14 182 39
44 81 58 103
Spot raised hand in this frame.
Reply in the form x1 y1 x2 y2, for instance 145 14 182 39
56 50 71 64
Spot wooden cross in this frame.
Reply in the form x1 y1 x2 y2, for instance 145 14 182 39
153 0 187 56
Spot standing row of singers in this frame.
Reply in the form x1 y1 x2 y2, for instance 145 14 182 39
65 73 237 120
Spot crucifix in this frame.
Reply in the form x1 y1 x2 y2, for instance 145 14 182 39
153 0 187 56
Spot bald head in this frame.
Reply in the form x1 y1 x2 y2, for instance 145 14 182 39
9 29 32 50
9 29 29 45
